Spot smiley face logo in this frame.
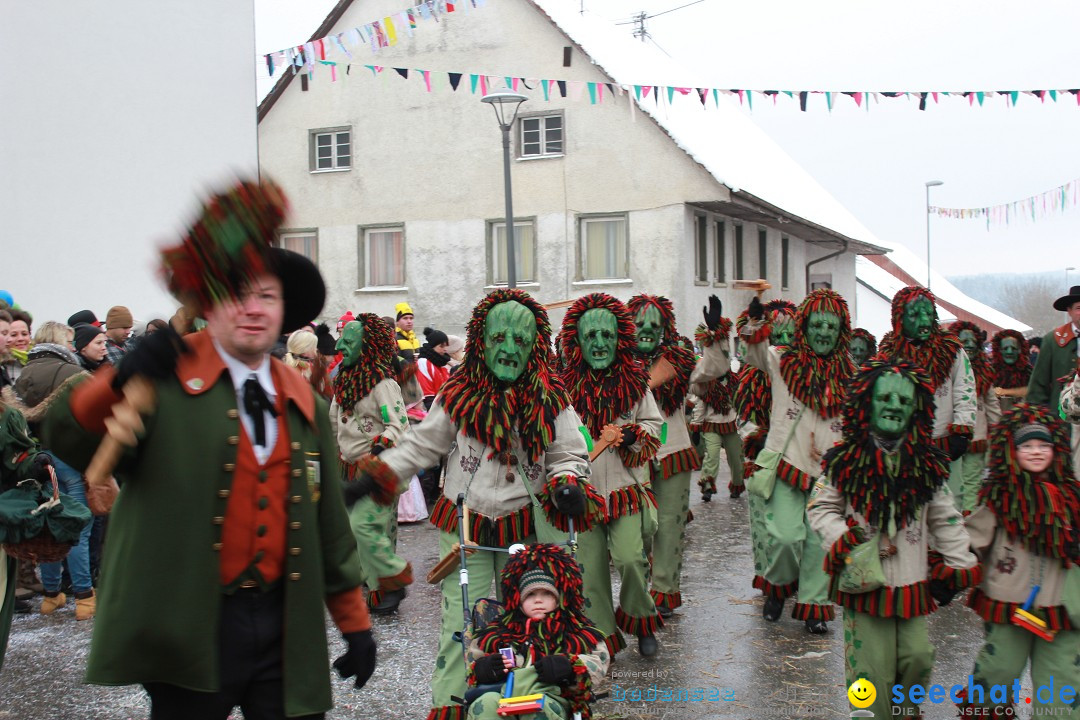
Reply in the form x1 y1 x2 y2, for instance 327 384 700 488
847 678 876 709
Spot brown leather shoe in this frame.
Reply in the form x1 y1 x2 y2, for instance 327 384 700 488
40 592 66 616
75 590 96 621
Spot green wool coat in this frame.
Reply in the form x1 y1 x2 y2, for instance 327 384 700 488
1027 323 1078 412
42 350 364 718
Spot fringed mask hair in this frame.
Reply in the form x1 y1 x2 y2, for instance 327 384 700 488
850 328 877 365
878 286 962 390
626 294 680 351
333 314 398 413
978 403 1079 562
778 289 854 418
948 320 993 396
627 293 695 416
991 329 1031 389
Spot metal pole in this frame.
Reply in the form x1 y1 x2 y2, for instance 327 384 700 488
501 123 517 289
925 184 932 291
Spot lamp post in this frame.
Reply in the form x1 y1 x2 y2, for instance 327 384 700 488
925 180 944 291
481 91 528 288
1067 266 1076 287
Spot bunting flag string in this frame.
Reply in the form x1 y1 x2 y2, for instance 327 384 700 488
930 179 1080 230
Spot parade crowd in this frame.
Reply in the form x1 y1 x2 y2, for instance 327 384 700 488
0 180 1077 720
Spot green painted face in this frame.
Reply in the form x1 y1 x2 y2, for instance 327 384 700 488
483 301 537 383
578 308 618 370
1000 337 1020 365
850 337 871 366
770 319 796 348
634 305 663 354
805 311 841 357
870 372 917 439
901 297 934 343
335 321 364 367
958 329 980 355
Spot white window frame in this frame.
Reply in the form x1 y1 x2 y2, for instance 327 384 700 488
358 225 406 289
277 229 318 264
309 126 351 172
518 111 564 159
577 213 629 281
488 219 538 286
694 214 708 285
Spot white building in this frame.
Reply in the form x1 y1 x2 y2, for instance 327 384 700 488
256 0 890 336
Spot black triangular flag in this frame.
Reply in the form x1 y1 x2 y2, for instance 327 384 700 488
394 67 409 80
557 80 567 98
799 91 808 111
448 72 462 90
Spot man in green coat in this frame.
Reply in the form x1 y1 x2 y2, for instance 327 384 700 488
43 180 376 720
1028 285 1080 472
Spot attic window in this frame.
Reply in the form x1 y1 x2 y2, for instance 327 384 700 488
563 47 572 67
518 112 563 158
309 127 351 172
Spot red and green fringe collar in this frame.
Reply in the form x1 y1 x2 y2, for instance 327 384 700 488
877 330 964 392
977 404 1080 562
332 313 399 413
476 610 604 661
735 365 771 428
639 342 696 417
991 329 1032 389
779 348 853 419
428 494 533 546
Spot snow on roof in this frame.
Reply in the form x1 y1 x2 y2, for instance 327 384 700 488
856 255 956 324
531 0 885 247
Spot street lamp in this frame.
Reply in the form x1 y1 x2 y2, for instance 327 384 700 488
925 180 944 291
481 91 528 289
1067 266 1076 287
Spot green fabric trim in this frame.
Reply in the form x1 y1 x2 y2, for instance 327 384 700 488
577 425 593 452
659 422 668 445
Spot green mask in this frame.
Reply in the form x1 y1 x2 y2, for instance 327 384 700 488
483 301 537 383
901 297 934 343
578 308 618 370
1000 337 1020 365
770 319 795 348
805 311 841 357
870 372 916 439
850 337 871 366
634 305 663 354
958 329 979 356
335 321 364 367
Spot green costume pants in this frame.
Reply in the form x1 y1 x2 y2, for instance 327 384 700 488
466 668 569 719
945 458 965 511
844 611 934 719
431 529 532 716
348 495 408 605
761 481 831 618
957 451 987 513
970 622 1080 712
576 512 659 646
650 470 691 609
698 431 743 494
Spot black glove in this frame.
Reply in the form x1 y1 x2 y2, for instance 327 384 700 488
333 629 377 689
113 323 187 389
370 445 386 456
703 295 723 330
343 472 376 508
534 654 574 685
553 483 586 518
947 434 970 461
747 296 764 321
620 426 637 448
690 430 701 446
30 453 54 483
928 579 957 607
472 653 508 685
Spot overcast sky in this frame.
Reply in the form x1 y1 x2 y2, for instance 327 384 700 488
254 0 1080 283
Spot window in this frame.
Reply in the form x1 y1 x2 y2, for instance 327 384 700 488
359 226 405 287
714 220 726 284
758 227 768 279
490 220 536 285
734 224 744 280
309 127 351 171
579 215 628 280
277 230 318 263
809 273 833 291
694 215 708 283
781 236 790 289
519 113 563 158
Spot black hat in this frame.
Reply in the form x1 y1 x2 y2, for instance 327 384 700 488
422 326 449 348
315 323 337 356
68 310 101 328
1052 285 1080 311
268 249 326 334
73 323 104 352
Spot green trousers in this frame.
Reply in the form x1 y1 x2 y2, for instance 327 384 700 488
970 622 1080 712
348 495 408 605
844 611 934 719
650 470 690 609
431 529 530 715
761 481 831 617
945 458 966 511
956 451 987 513
575 512 659 644
698 431 743 494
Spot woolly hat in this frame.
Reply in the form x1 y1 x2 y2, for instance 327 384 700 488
106 306 133 328
315 323 336 356
336 311 355 332
395 302 414 320
68 310 101 328
73 323 104 352
1014 423 1052 446
445 334 465 355
519 568 560 602
422 326 448 348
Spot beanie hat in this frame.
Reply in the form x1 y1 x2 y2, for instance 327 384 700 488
446 335 465 355
519 568 559 602
395 302 414 320
1014 423 1052 447
336 311 355 332
106 306 134 328
73 323 104 352
315 323 337 356
422 326 449 348
68 309 101 328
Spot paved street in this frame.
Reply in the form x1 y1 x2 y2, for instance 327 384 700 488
1 469 1001 719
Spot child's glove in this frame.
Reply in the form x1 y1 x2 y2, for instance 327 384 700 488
472 654 509 684
534 655 574 685
928 579 957 607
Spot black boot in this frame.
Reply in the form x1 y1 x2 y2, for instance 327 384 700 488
372 588 406 615
637 635 658 657
805 619 828 634
762 596 784 622
657 605 673 619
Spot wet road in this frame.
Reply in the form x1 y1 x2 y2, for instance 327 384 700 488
1 469 1002 719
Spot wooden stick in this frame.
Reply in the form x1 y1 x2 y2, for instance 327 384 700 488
85 376 156 492
589 424 623 461
732 279 772 297
648 356 676 389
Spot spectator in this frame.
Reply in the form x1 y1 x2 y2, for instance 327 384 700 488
5 309 33 382
445 334 465 369
73 323 108 371
67 309 101 328
416 327 451 409
145 319 169 334
394 302 419 361
103 306 135 366
0 309 11 388
285 329 330 398
1027 285 1080 412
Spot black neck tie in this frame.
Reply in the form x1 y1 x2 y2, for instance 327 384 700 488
242 375 278 447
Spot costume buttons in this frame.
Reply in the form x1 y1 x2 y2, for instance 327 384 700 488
290 495 302 504
291 442 301 450
218 489 230 498
291 469 302 478
227 436 239 445
212 543 223 551
258 497 269 510
289 572 301 581
224 463 236 472
290 521 301 530
226 409 239 419
212 516 224 525
289 547 301 556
